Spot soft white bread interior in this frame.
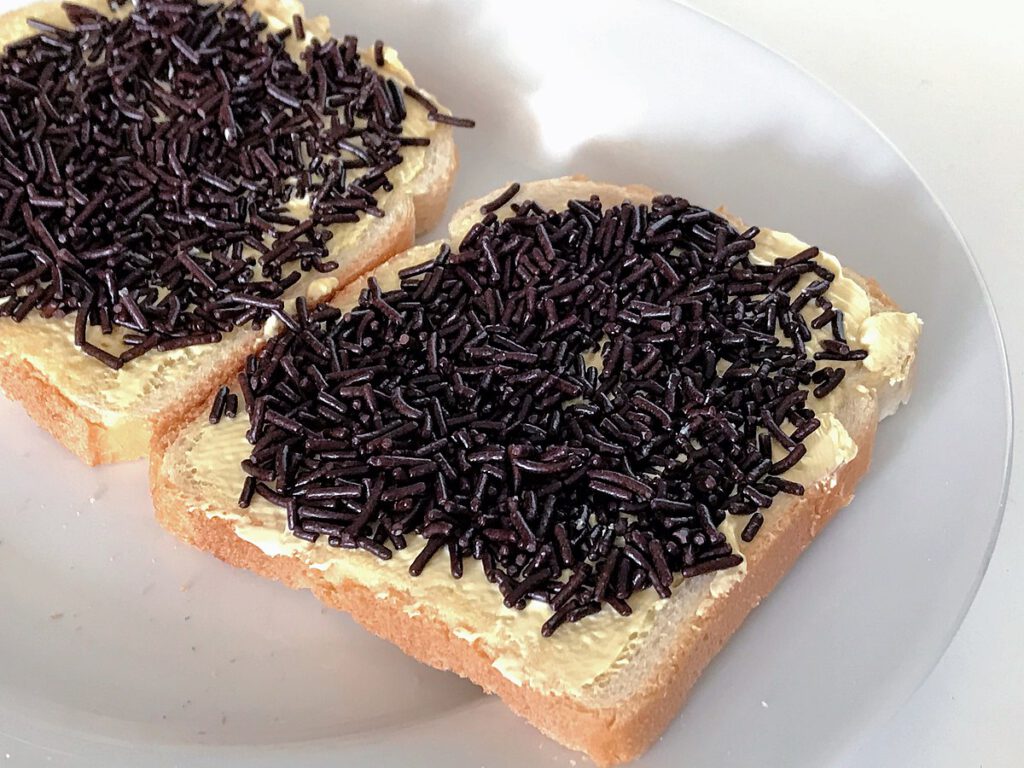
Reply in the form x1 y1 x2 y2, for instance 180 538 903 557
150 177 921 766
0 0 459 464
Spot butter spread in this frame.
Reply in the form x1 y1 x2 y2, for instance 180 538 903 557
0 0 441 452
861 312 923 386
166 222 921 700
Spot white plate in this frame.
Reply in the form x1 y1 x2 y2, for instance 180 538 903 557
0 0 1011 766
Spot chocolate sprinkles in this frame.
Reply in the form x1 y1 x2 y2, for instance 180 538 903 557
741 513 764 542
403 84 476 129
0 0 470 369
479 182 521 215
428 113 476 128
209 384 229 424
227 189 863 634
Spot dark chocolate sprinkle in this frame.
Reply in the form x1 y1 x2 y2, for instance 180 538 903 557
223 190 863 634
479 182 521 215
209 384 229 424
741 512 764 542
238 475 257 509
427 112 476 129
812 366 846 398
402 84 438 114
771 444 808 474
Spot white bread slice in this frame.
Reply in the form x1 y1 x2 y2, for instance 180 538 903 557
0 0 459 464
149 177 921 766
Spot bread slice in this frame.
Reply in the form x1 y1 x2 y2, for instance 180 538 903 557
150 177 922 765
0 0 459 465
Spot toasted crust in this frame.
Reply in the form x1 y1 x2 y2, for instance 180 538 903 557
0 0 459 465
0 337 262 467
150 178 912 765
410 132 459 236
0 357 108 466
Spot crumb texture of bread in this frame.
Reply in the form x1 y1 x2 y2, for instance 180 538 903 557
150 178 921 765
0 0 459 464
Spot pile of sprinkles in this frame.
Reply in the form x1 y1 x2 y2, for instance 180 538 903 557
226 186 864 635
0 0 471 369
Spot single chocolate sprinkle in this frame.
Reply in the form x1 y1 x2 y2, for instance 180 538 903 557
225 190 864 634
771 444 808 474
479 182 521 215
428 112 476 128
812 366 846 398
681 553 745 578
0 0 470 369
209 385 229 424
80 340 123 371
790 418 821 443
238 475 257 509
741 512 764 542
402 84 438 114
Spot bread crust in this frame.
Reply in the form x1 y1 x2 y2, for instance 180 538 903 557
0 356 108 466
149 178 911 765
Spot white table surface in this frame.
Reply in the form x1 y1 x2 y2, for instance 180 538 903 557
684 1 1022 766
